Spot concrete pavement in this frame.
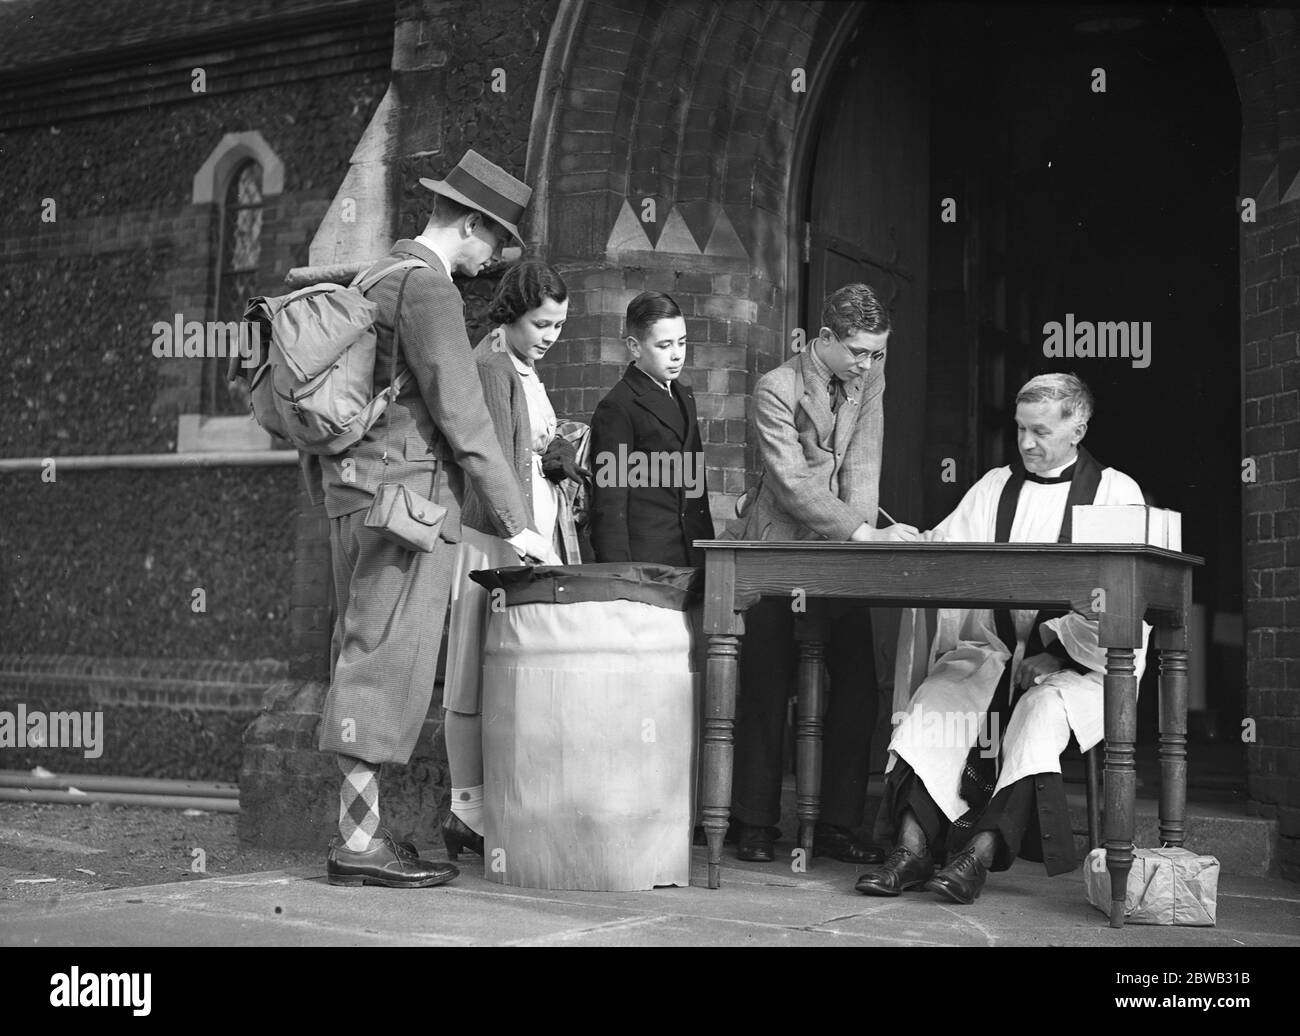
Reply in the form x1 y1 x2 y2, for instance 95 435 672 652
3 844 1297 947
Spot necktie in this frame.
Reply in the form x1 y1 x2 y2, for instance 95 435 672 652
828 376 846 414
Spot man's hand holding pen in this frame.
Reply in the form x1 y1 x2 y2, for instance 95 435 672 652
851 504 923 542
850 518 922 542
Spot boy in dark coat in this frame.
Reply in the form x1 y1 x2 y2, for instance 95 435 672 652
589 291 715 567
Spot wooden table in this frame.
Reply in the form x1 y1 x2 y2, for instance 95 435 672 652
697 541 1202 928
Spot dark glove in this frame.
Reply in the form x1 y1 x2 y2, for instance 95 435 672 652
541 437 591 484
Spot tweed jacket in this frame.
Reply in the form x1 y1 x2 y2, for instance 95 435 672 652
317 240 530 541
589 362 715 567
729 347 884 542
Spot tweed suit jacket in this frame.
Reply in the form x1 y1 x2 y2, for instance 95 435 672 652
731 347 884 542
589 362 715 567
458 336 536 537
318 240 530 541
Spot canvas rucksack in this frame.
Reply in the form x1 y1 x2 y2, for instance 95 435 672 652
234 257 428 456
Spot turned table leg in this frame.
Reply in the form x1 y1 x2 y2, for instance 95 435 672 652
1103 646 1138 928
1157 648 1188 847
703 632 739 889
795 637 826 860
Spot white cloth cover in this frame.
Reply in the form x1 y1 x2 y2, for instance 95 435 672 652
481 598 699 891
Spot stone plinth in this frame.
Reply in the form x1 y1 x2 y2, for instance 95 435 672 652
239 680 450 851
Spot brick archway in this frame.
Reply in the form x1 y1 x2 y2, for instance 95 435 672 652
531 0 856 514
524 1 1298 875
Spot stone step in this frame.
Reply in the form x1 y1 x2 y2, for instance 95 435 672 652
776 776 1280 878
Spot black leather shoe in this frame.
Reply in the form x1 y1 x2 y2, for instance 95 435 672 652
736 824 778 862
854 845 935 896
327 835 459 888
441 812 484 861
925 847 988 904
813 824 886 865
378 828 419 860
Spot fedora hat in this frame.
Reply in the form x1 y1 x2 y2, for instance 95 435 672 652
419 149 532 246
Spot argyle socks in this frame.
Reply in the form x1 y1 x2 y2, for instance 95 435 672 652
449 784 485 836
337 755 380 852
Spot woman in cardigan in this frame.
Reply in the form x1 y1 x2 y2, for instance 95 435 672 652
441 260 587 859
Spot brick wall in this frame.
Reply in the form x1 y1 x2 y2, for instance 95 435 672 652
0 655 283 781
1241 199 1300 879
0 10 392 711
533 0 844 522
397 0 559 238
1213 8 1300 880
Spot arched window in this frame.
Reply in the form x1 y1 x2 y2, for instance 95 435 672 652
205 159 264 414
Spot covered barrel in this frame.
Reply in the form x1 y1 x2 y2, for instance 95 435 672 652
468 563 702 891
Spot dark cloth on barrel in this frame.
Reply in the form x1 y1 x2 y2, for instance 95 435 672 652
468 561 702 612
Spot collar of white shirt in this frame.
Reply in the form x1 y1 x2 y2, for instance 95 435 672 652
808 337 837 391
505 342 536 378
412 232 453 279
633 364 673 394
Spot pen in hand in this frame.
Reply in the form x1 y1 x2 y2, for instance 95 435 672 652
875 506 923 542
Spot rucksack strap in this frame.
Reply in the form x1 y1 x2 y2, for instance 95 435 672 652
352 256 427 294
379 266 422 465
353 256 429 401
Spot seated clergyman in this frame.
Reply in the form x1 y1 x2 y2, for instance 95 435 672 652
858 372 1150 904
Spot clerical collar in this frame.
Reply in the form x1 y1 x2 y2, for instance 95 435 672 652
1024 454 1078 484
413 232 453 279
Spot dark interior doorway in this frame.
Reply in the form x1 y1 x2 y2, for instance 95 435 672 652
801 1 931 528
924 2 1243 791
793 2 1244 797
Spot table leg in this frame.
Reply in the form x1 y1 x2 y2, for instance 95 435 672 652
795 638 826 861
703 632 739 889
1103 646 1138 928
1157 648 1188 847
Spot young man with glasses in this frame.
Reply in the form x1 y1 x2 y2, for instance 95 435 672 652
724 282 921 865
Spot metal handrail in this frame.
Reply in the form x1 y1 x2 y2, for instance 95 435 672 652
0 451 298 472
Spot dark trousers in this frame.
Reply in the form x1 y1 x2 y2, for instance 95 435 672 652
731 596 877 829
875 759 1077 875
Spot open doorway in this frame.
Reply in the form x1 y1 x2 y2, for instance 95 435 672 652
788 2 1243 802
925 2 1243 794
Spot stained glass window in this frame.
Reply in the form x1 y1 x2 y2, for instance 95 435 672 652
207 160 263 415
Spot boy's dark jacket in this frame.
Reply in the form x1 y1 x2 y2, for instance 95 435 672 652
588 362 715 567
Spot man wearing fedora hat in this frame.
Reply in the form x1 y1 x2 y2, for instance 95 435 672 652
317 149 559 889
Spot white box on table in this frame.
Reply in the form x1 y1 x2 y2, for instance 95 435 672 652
1071 505 1182 550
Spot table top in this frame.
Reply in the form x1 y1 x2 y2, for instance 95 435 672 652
696 540 1200 635
695 540 1204 565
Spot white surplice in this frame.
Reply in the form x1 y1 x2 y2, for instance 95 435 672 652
887 460 1151 823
